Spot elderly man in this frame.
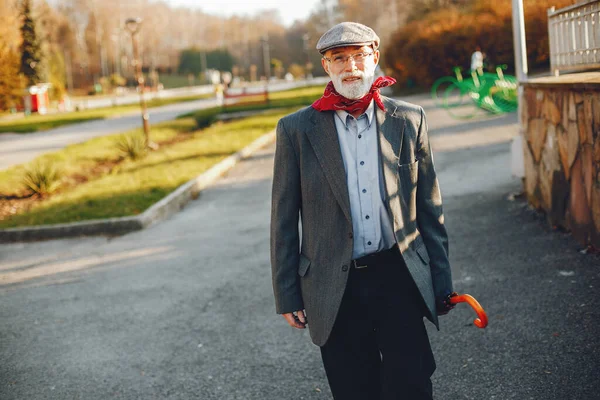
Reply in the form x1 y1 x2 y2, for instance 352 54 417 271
271 22 454 399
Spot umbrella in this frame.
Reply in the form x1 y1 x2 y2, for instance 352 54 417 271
449 293 488 328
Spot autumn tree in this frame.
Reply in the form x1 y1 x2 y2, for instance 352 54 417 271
0 0 24 110
38 0 342 87
84 12 101 80
0 46 24 110
405 0 475 22
19 0 44 85
35 0 73 100
46 50 67 101
384 0 578 88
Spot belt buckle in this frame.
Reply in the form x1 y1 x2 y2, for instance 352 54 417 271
353 260 368 269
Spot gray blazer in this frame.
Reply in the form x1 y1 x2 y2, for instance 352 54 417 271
270 96 453 347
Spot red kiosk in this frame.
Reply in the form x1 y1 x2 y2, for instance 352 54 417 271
22 83 51 115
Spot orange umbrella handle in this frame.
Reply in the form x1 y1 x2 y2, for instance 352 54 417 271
449 293 488 328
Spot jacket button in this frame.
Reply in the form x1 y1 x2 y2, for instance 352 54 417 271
342 265 348 272
348 233 353 239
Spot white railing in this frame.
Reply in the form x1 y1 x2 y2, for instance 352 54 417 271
548 0 600 75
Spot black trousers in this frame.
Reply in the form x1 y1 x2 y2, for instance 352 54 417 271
320 246 436 400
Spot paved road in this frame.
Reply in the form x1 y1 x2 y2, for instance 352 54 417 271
1 95 598 399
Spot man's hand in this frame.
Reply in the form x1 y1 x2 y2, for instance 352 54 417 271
436 292 457 316
282 310 307 329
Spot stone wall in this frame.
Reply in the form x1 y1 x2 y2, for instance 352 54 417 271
521 74 600 247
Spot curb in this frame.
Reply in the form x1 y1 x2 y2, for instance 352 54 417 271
0 130 276 243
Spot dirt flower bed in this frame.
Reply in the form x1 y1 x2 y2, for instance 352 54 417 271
0 158 128 222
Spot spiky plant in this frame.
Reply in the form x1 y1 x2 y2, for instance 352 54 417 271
22 162 62 195
115 133 147 160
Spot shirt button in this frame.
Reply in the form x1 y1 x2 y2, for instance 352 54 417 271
367 241 372 245
342 265 348 272
360 161 365 166
365 215 370 220
362 189 367 193
358 134 362 139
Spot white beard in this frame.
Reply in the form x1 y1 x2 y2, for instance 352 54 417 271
330 67 376 99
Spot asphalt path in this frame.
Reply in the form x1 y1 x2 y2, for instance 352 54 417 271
1 95 598 399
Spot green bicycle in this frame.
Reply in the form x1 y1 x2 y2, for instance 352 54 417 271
431 65 518 119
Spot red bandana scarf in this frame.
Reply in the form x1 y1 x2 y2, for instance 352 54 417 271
312 76 396 115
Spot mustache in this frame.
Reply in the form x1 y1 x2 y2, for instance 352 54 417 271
338 72 365 80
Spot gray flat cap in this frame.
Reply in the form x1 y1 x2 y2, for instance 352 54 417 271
316 22 380 54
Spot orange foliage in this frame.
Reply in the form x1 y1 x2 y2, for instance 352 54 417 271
383 0 577 87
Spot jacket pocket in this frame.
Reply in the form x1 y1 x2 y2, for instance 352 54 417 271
415 242 430 265
298 253 311 277
398 160 419 185
397 161 419 224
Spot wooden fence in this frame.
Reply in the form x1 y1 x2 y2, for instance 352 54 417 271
548 0 600 75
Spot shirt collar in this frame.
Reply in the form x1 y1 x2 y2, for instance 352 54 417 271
335 100 375 127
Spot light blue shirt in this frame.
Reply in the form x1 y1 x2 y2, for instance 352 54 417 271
334 101 396 259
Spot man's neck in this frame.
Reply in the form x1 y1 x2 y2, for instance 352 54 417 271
349 110 363 119
347 98 373 119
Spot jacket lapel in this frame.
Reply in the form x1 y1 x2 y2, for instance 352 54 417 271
306 108 352 223
376 98 406 217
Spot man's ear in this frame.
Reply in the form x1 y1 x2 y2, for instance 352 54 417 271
321 57 329 75
373 50 380 66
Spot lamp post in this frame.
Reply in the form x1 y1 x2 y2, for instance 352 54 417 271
303 33 312 79
510 0 528 178
125 17 155 149
111 31 121 76
261 35 271 82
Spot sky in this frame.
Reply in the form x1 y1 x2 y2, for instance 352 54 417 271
163 0 322 27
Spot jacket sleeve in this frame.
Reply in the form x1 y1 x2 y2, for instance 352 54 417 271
415 107 454 300
270 118 304 314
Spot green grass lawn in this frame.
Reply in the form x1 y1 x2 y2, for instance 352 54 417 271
0 93 213 134
0 108 296 229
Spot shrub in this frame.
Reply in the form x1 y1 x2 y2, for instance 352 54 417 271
288 63 306 79
22 162 62 195
115 133 147 160
384 0 577 88
109 74 126 88
193 107 220 129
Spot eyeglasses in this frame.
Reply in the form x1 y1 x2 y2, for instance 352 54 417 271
323 51 374 67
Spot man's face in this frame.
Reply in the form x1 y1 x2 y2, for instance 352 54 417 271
321 45 380 99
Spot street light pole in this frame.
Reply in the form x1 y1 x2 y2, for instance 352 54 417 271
303 33 312 79
510 0 528 179
125 17 155 149
111 31 121 76
511 0 528 83
261 35 271 81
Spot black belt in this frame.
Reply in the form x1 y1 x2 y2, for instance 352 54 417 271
351 245 398 269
